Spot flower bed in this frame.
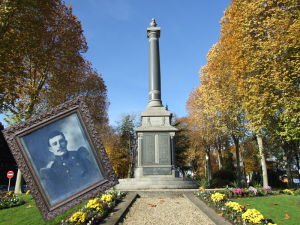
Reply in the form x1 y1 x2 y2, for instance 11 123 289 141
0 191 24 209
195 187 278 225
216 186 273 199
62 189 126 225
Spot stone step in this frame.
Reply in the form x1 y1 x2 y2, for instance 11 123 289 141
117 181 196 186
115 178 199 190
118 177 195 183
115 184 198 190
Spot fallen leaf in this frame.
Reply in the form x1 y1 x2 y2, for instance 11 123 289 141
26 205 36 208
295 203 300 205
159 197 163 199
270 202 278 205
244 204 250 206
170 197 174 199
159 200 164 203
175 202 179 204
148 204 156 207
218 213 224 217
284 214 291 219
110 213 115 215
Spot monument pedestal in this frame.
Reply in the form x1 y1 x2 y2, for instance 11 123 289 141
135 106 178 178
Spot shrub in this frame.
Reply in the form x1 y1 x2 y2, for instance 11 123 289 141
212 170 236 182
210 179 231 188
0 192 24 209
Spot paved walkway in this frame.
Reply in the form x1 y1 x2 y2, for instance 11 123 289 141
101 190 231 225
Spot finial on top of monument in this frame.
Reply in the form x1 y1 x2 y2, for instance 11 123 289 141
150 18 157 27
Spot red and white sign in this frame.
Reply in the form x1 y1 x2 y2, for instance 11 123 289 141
7 171 14 179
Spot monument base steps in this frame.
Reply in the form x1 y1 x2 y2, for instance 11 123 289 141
114 177 198 190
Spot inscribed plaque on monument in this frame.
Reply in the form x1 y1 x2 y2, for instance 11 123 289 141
143 134 155 164
142 132 170 165
158 134 170 164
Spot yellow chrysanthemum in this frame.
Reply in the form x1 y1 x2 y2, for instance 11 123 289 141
211 193 225 202
283 189 294 196
69 212 88 223
86 198 102 211
242 209 264 224
225 201 243 212
101 194 113 202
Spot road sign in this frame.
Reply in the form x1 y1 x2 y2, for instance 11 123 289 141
293 179 300 183
7 171 14 179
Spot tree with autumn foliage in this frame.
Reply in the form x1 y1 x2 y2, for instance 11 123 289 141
215 0 300 187
102 113 140 179
0 0 109 192
101 125 129 179
186 87 220 181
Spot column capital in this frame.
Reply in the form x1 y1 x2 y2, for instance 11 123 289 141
147 18 160 38
147 27 161 38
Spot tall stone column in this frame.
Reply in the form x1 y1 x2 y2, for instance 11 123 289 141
135 18 178 178
147 18 163 107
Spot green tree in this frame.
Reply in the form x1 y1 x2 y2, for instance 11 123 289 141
117 113 140 178
174 117 191 175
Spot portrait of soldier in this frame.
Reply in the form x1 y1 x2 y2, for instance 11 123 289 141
40 131 102 204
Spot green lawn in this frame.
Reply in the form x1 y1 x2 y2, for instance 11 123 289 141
234 195 300 225
0 194 88 225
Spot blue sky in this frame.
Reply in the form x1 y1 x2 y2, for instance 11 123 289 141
0 0 231 128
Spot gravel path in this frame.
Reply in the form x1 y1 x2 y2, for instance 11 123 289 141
121 195 214 225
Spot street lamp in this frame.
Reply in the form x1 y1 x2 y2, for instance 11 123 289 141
206 155 210 187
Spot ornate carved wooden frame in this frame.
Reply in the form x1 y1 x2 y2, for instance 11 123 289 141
2 97 118 222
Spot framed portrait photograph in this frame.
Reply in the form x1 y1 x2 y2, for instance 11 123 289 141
2 97 118 221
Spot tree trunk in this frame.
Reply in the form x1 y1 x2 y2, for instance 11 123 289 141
14 96 38 193
241 142 247 187
283 141 293 188
257 135 269 188
292 142 300 180
232 136 243 187
218 149 223 170
14 168 24 194
217 138 223 170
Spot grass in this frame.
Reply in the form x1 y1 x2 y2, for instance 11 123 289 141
234 195 300 225
0 194 88 225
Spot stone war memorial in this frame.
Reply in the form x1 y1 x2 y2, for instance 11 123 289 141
115 19 198 190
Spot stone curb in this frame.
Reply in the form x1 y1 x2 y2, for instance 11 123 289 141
183 192 231 225
100 192 138 225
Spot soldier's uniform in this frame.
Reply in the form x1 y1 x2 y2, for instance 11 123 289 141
40 147 100 204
